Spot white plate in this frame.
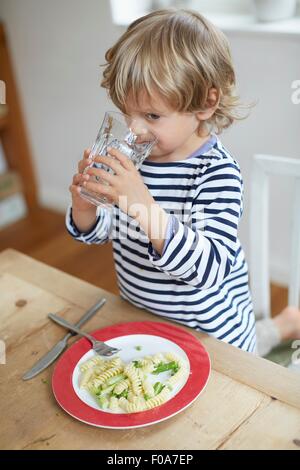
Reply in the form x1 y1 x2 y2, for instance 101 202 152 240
72 333 190 413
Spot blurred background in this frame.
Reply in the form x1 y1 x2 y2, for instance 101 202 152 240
0 0 299 316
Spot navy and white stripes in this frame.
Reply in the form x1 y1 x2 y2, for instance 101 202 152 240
66 136 257 353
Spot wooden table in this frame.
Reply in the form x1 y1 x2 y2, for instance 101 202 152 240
0 248 300 450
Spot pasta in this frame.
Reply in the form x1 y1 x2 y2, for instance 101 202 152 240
127 390 135 402
90 366 124 389
124 363 143 396
79 351 189 414
164 352 181 362
167 365 189 387
113 379 130 395
109 396 119 411
80 356 105 371
145 387 170 410
151 353 165 365
79 367 95 389
142 378 155 398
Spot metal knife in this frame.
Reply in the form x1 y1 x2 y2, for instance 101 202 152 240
22 298 106 380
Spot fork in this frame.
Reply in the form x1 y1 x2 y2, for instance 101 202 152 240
48 313 120 357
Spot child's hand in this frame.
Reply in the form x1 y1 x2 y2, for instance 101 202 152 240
69 148 96 212
83 147 155 218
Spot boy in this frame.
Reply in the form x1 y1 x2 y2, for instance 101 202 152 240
66 9 256 353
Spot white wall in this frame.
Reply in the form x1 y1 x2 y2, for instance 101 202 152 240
0 0 299 286
0 0 121 209
186 0 252 14
221 32 300 285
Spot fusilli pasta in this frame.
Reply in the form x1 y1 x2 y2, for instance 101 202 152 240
79 351 189 414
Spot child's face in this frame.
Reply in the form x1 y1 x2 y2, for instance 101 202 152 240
124 92 204 162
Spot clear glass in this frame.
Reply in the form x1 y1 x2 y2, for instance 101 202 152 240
80 111 157 208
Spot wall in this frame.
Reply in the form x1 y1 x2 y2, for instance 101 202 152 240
0 0 121 209
186 0 252 14
0 0 299 286
222 31 300 284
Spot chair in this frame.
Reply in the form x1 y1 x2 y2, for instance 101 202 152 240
0 21 38 212
249 153 300 319
249 154 300 366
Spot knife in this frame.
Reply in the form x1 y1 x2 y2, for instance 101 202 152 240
22 298 106 380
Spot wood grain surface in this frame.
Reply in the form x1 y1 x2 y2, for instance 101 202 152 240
0 249 299 450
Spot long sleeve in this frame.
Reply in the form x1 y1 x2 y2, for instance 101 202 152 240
65 204 113 245
148 160 243 289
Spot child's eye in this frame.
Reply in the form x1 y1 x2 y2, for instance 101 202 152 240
145 113 160 121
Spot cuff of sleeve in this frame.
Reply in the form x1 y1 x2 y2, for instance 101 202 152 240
66 205 100 238
148 215 183 268
148 214 176 262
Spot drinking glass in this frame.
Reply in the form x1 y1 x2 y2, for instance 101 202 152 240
80 111 157 208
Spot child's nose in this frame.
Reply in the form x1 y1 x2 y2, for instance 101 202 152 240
128 118 148 136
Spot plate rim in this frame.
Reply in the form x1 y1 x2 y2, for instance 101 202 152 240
52 321 211 429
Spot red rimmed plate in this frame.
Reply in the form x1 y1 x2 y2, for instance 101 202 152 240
52 321 210 429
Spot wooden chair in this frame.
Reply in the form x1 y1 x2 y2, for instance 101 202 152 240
0 21 38 212
249 154 300 320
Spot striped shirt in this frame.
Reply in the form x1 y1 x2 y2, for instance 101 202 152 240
66 135 257 353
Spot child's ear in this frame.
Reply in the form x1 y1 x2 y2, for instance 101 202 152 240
196 88 220 121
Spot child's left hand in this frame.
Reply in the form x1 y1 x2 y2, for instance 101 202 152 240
84 146 155 218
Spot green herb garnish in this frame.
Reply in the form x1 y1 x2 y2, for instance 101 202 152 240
133 360 142 368
153 382 165 395
117 389 128 399
152 361 179 375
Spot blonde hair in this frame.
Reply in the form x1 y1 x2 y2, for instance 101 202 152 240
101 9 244 134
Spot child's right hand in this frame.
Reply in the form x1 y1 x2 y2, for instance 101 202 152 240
69 148 95 212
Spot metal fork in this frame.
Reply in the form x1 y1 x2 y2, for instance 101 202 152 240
48 313 120 357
